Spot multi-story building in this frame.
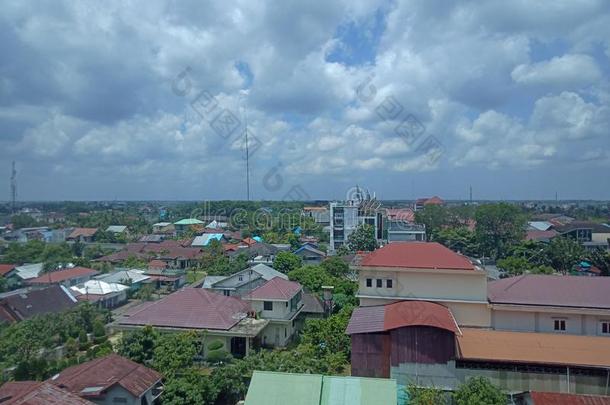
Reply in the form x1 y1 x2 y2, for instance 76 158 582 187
329 195 383 254
348 242 610 395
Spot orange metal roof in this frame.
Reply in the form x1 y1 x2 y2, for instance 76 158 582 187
457 328 610 369
529 392 610 405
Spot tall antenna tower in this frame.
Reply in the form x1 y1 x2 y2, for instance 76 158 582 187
469 185 473 203
10 161 17 214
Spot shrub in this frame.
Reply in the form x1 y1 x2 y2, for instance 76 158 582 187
207 349 231 363
207 340 224 351
78 330 90 351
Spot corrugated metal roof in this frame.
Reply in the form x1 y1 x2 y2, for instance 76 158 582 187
191 233 224 246
529 392 610 405
28 267 98 284
173 218 204 225
457 328 610 368
0 381 95 404
245 277 302 301
346 301 459 335
488 275 610 309
244 371 397 405
360 242 475 271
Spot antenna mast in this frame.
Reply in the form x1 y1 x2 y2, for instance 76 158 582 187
10 161 17 214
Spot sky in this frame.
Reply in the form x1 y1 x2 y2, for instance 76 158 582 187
1 0 609 201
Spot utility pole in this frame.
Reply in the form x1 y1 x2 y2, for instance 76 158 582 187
469 185 473 203
10 161 17 214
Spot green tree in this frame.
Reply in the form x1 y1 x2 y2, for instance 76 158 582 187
320 257 349 278
587 248 610 276
92 320 107 344
300 305 353 360
10 214 39 229
347 224 377 252
163 368 219 405
117 326 159 364
433 227 478 256
545 236 585 274
497 256 555 277
475 203 526 259
273 251 302 274
407 384 447 405
153 332 201 376
453 377 505 405
415 205 449 241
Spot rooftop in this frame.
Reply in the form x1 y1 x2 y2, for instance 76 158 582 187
68 228 98 238
71 280 129 296
457 328 610 369
244 371 397 405
0 264 16 276
360 242 476 271
173 218 204 225
488 275 610 309
528 392 610 405
346 300 459 335
27 267 98 284
0 381 94 404
0 285 77 323
48 354 161 398
120 288 252 330
245 277 302 301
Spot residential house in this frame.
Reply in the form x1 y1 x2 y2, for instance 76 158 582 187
105 225 129 235
191 233 227 247
117 288 269 359
48 354 163 405
138 234 165 243
554 221 610 250
96 269 150 291
0 264 19 290
13 263 43 282
70 280 129 309
294 244 326 265
244 371 397 405
151 222 174 234
0 381 94 404
202 263 287 297
228 242 279 266
96 240 203 269
414 196 443 211
173 218 204 235
67 228 98 243
143 268 186 290
243 277 303 347
0 285 77 323
26 267 99 288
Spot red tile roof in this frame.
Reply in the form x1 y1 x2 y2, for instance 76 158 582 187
529 392 610 405
346 300 459 335
360 242 475 271
245 277 302 301
120 288 251 330
488 275 610 309
48 354 161 399
0 381 94 404
148 259 167 270
27 267 98 284
242 237 257 247
0 264 16 277
525 229 558 241
68 228 98 239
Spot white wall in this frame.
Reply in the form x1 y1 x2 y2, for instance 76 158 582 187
492 308 610 337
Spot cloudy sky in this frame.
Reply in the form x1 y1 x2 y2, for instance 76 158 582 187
1 0 609 201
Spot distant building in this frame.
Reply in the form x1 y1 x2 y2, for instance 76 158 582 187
202 263 287 297
70 280 129 309
302 206 330 226
173 218 204 236
415 196 444 211
105 225 128 234
0 285 77 323
329 191 383 254
67 228 98 243
27 267 99 288
293 244 326 265
515 391 610 405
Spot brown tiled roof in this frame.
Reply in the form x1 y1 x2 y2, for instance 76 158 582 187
301 292 324 314
457 328 610 368
27 267 98 284
0 381 94 404
360 242 475 271
242 237 257 247
0 285 77 322
48 354 161 399
120 288 251 330
245 277 302 301
346 300 459 335
148 259 167 269
68 228 98 239
488 275 610 309
525 229 558 241
0 264 17 276
529 392 610 405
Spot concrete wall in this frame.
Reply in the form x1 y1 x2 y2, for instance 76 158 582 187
358 268 488 303
250 299 292 319
95 385 138 405
259 320 296 347
492 309 610 337
592 232 610 243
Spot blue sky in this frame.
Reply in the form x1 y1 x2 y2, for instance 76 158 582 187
0 1 609 201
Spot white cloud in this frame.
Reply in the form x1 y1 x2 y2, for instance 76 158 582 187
511 54 601 88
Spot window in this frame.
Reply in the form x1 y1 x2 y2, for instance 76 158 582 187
238 275 243 281
601 321 610 335
366 278 372 287
285 302 288 307
376 279 382 288
386 279 393 288
113 398 127 404
284 328 287 337
264 301 273 311
553 319 566 332
223 290 230 296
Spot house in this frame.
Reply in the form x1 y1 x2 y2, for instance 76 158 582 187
70 280 129 309
0 285 77 323
143 268 186 290
0 264 19 290
515 391 610 405
0 381 94 404
242 277 304 347
294 244 326 265
67 228 98 243
48 354 163 405
117 288 269 359
347 300 610 394
354 242 489 328
525 229 558 242
554 221 610 250
151 222 174 234
415 196 443 210
488 275 610 336
191 233 226 247
13 263 44 281
202 263 287 297
386 221 425 243
96 240 203 269
173 218 204 235
206 219 228 229
244 371 397 405
138 234 165 243
96 269 150 291
105 225 128 234
329 193 383 254
228 242 280 266
26 267 99 288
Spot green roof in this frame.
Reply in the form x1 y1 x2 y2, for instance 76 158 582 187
173 218 204 225
244 371 397 405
